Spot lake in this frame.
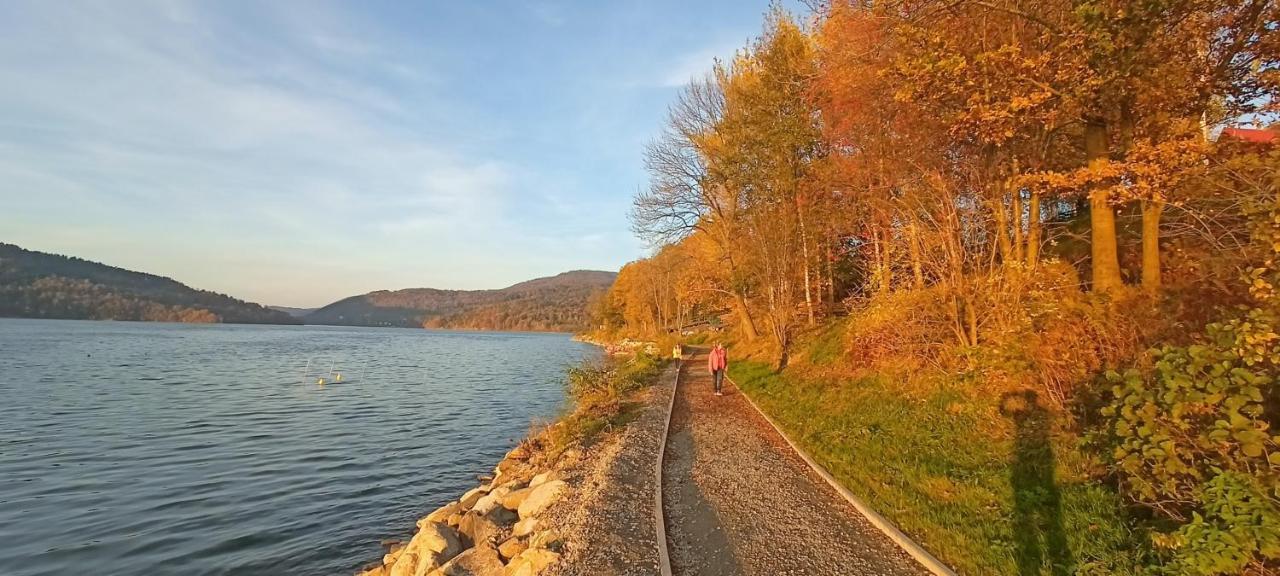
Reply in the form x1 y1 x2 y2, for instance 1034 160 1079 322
0 319 594 576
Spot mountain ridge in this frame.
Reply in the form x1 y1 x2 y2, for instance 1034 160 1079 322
304 270 616 332
0 243 299 324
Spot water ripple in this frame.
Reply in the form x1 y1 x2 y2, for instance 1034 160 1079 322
0 319 593 576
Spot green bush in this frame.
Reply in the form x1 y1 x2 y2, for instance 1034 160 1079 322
1104 304 1280 574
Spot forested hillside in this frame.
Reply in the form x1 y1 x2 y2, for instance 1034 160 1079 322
594 4 1279 575
0 243 299 324
305 270 615 332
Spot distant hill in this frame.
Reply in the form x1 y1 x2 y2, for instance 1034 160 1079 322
269 305 316 318
0 243 299 325
305 270 617 332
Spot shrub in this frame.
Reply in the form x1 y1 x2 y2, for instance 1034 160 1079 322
1103 289 1280 574
546 353 667 453
845 287 952 375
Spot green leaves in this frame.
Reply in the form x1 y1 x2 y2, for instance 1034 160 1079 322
1161 472 1280 575
1103 304 1280 574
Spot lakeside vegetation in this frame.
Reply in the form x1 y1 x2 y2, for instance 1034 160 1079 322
589 2 1280 574
537 352 668 458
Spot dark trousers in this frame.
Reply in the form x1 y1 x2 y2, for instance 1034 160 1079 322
712 369 724 393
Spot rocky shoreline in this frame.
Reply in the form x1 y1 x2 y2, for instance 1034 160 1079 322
356 441 575 576
355 357 676 576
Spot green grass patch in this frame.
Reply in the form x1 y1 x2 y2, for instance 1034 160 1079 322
803 317 849 366
729 361 1147 575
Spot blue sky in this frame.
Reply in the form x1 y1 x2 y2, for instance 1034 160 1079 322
0 1 799 307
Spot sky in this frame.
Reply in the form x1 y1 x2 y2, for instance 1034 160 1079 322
0 0 802 307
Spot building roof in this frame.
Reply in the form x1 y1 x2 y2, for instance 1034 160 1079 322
1221 127 1278 144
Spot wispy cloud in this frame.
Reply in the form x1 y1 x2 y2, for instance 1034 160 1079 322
659 41 743 87
0 0 779 306
0 0 523 303
525 1 567 27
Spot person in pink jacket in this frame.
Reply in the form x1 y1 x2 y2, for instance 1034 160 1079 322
708 343 728 396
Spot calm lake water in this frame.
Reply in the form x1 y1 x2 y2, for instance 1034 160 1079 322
0 319 594 576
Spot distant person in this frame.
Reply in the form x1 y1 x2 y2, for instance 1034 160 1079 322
672 344 683 361
708 342 727 396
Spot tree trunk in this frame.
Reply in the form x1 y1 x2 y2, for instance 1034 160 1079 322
966 294 978 346
825 243 836 304
1085 119 1123 292
799 215 815 326
994 190 1012 265
1027 190 1041 267
1142 199 1163 292
879 228 894 293
908 219 925 289
734 291 759 341
1012 187 1024 264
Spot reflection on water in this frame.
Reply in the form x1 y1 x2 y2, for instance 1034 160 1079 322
0 319 592 576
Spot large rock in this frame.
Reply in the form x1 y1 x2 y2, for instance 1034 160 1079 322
457 512 503 548
433 544 505 576
489 505 518 526
421 502 462 526
388 523 462 576
384 542 407 566
389 549 432 576
528 472 555 488
497 536 527 561
418 522 463 558
516 480 567 519
528 530 562 552
459 487 488 510
512 517 539 538
471 485 513 516
502 548 560 576
499 487 533 511
495 458 521 475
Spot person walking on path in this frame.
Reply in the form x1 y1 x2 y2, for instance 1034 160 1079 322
708 343 727 396
672 343 683 361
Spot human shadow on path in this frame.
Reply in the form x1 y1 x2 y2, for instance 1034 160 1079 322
1000 390 1072 576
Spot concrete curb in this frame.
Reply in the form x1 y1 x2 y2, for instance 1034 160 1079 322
653 359 680 576
726 375 958 576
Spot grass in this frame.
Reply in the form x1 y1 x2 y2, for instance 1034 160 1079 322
729 360 1148 575
542 352 667 455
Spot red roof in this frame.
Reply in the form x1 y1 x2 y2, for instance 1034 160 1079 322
1221 127 1277 144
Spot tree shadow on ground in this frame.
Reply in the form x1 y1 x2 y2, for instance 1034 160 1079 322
1001 390 1073 576
664 359 746 576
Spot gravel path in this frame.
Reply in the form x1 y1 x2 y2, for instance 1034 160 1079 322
662 349 929 576
550 362 676 576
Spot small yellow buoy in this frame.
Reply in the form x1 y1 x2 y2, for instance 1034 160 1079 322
317 378 326 385
335 373 342 382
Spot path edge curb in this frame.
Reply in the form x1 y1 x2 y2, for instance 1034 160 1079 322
726 375 958 576
653 359 679 576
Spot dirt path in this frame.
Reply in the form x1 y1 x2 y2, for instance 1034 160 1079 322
662 349 929 576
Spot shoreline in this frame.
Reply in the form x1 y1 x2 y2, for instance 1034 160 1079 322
354 349 673 576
